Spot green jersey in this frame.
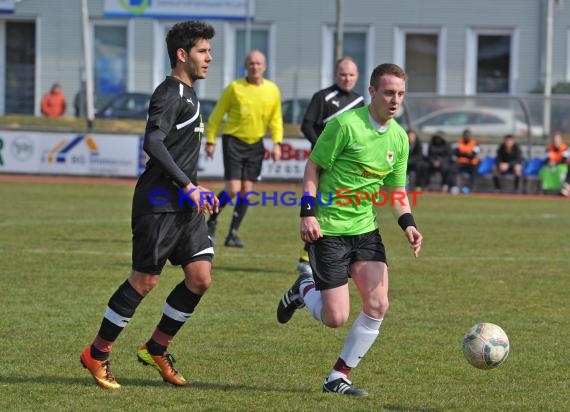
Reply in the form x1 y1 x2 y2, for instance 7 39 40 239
310 106 409 236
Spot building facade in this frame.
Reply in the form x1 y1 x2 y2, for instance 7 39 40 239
0 0 569 116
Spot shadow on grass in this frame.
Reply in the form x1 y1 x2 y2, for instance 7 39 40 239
382 406 442 412
0 375 310 394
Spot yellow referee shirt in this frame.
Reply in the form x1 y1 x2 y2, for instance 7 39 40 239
206 78 283 145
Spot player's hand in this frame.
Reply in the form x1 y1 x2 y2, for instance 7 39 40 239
196 185 219 215
405 226 423 257
271 144 282 161
205 143 216 160
300 216 323 243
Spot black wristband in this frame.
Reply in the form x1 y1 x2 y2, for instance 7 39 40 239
398 213 416 231
300 195 317 217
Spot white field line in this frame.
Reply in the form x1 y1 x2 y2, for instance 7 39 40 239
0 248 568 262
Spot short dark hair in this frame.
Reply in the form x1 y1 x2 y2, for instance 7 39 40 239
166 21 215 68
369 63 407 88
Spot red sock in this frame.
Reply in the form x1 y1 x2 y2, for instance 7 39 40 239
333 357 352 376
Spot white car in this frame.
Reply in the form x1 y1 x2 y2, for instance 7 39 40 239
411 107 544 137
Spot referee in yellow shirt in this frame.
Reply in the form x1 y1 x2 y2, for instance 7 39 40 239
205 50 283 247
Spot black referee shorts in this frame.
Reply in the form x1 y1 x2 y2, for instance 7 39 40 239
308 230 387 291
222 134 265 181
131 211 213 275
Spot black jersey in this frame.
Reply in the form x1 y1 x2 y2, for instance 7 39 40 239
132 77 205 217
301 84 364 147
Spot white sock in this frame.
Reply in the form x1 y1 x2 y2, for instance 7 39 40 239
300 280 322 322
339 312 383 368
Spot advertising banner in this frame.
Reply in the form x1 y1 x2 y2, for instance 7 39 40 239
0 132 140 177
103 0 252 20
195 138 311 181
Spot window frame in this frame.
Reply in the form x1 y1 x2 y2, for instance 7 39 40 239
394 26 446 95
465 27 519 95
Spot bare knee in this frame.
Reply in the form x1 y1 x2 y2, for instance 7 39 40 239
322 310 350 328
186 274 211 294
129 272 159 296
365 298 389 319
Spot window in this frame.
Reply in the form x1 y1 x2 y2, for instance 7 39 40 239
223 22 273 87
405 34 438 93
466 29 518 95
234 28 270 78
395 27 445 94
94 23 128 106
477 35 510 93
4 21 36 114
322 25 372 98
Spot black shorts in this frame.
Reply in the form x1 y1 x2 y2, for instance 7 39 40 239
222 134 264 181
307 230 387 291
131 211 213 275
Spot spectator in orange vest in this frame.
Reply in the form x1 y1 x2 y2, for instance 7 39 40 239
453 128 480 193
41 83 67 117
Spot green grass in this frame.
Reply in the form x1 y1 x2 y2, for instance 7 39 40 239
0 180 568 411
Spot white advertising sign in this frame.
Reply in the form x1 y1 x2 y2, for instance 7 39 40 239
103 0 251 20
0 0 15 13
197 137 311 181
0 132 141 177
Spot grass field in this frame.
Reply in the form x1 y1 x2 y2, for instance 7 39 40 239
0 178 568 411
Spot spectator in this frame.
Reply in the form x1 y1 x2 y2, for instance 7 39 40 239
406 129 429 190
41 83 66 117
426 133 455 193
492 134 523 192
453 129 480 193
539 131 569 193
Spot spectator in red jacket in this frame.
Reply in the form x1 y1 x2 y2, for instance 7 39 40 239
41 83 67 117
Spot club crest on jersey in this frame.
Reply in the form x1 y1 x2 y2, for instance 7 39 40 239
387 150 394 163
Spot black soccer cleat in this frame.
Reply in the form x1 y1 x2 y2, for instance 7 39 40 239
276 272 312 324
323 376 368 397
224 232 245 248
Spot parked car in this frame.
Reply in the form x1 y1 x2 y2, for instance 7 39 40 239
96 93 217 121
411 107 544 138
282 98 310 124
95 93 151 119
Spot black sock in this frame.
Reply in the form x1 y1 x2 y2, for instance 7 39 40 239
228 196 249 235
493 176 500 190
208 190 231 222
91 279 144 360
146 281 203 355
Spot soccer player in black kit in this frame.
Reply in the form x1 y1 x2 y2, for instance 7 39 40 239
80 20 219 390
295 57 364 274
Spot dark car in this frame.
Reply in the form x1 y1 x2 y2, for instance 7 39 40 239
96 94 217 121
95 93 151 119
282 98 310 124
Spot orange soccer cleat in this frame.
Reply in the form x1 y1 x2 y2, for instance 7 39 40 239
137 344 187 386
80 347 121 390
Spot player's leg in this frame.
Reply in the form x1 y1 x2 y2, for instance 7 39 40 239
80 214 175 389
138 212 213 386
207 134 242 242
323 231 387 396
225 139 264 247
277 235 351 324
296 242 312 274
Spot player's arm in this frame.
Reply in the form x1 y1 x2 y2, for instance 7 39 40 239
301 94 321 147
205 86 232 159
385 186 422 257
299 159 323 243
268 86 284 161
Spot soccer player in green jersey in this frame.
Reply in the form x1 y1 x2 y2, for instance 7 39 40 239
277 63 423 396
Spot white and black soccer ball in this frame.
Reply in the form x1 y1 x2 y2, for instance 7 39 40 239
462 322 510 370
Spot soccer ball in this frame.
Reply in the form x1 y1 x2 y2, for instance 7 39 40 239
462 323 510 370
